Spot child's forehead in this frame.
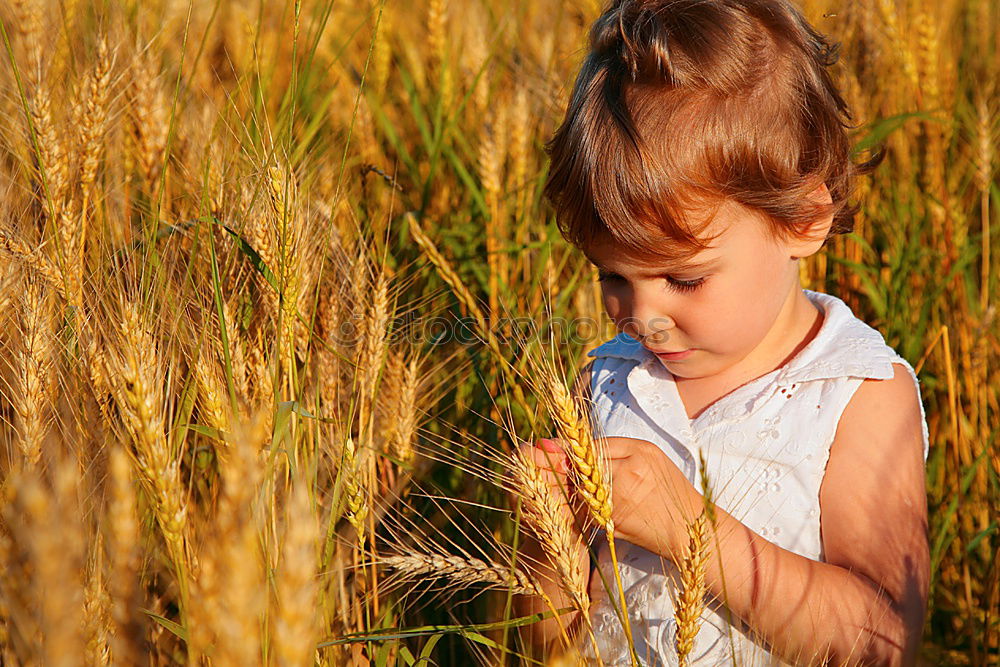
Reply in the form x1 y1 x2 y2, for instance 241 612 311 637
584 235 722 272
584 202 745 267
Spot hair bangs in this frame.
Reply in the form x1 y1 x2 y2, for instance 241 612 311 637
545 73 724 264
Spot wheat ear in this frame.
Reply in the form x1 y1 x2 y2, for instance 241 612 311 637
381 553 543 597
107 444 145 665
674 511 710 667
341 436 369 549
12 280 53 467
0 229 76 308
509 449 605 660
509 450 589 613
110 302 190 603
543 368 638 665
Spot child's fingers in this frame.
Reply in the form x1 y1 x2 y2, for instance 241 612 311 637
534 438 569 473
518 440 568 475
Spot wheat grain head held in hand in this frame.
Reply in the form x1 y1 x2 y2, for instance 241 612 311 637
515 1 931 666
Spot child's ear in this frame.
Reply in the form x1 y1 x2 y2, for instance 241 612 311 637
788 181 835 259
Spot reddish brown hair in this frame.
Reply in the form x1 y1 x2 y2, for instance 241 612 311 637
543 0 884 264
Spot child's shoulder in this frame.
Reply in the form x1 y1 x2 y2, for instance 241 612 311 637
797 291 931 462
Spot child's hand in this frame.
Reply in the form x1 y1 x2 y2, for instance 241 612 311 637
598 436 701 558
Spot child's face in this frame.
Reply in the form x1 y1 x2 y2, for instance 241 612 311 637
588 199 806 380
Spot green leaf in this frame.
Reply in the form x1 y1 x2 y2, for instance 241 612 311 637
851 111 936 156
142 608 188 643
210 216 279 293
184 423 227 440
277 400 338 424
416 634 444 664
315 608 572 647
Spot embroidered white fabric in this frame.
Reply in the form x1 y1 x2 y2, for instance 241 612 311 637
579 289 931 666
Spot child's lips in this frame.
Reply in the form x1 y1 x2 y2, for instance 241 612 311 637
648 348 694 360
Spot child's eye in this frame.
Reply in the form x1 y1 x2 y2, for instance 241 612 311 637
664 276 706 293
597 270 705 293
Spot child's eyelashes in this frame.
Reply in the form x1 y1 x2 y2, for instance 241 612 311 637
597 270 706 293
665 276 706 293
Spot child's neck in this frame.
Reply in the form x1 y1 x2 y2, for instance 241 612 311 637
674 287 825 421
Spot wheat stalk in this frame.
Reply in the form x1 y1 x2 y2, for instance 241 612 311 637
107 444 145 665
273 472 320 667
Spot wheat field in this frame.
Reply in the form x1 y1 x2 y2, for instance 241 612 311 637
0 0 996 665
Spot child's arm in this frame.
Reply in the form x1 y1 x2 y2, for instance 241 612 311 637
604 363 929 666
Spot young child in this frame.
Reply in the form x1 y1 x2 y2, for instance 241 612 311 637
515 1 931 665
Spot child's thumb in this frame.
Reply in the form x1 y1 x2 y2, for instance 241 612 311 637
536 438 561 453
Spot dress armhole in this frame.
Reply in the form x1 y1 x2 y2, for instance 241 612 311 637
890 360 931 463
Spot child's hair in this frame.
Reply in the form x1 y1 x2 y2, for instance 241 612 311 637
543 0 884 264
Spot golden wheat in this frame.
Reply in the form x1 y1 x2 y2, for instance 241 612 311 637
128 49 167 199
107 302 189 579
27 84 69 223
674 511 710 667
12 280 53 467
508 449 589 614
273 472 320 667
82 545 112 666
107 444 145 665
342 435 369 549
190 414 268 665
0 1 993 664
0 229 74 307
381 553 543 596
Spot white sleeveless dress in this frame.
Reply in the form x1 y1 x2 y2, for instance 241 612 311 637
580 289 930 666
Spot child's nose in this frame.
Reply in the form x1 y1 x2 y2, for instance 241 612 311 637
621 313 676 341
623 295 676 341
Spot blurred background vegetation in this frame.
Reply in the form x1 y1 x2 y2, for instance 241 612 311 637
0 0 996 664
